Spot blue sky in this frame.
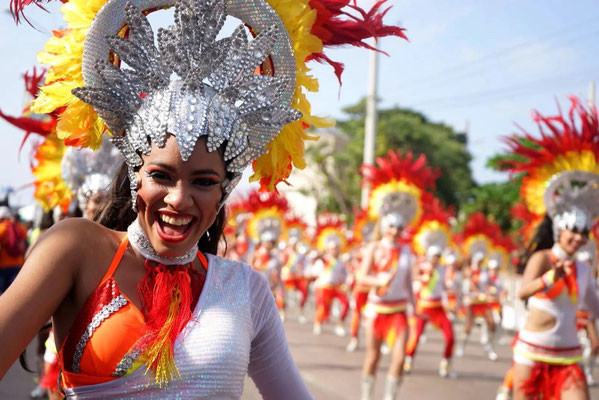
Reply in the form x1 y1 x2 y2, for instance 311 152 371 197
1 0 599 206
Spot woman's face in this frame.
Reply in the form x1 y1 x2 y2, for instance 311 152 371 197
558 228 588 255
137 135 226 257
85 191 107 220
383 224 402 241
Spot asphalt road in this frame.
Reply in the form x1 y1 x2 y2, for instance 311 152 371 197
2 310 599 399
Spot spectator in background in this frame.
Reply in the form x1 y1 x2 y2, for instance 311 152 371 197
0 206 27 294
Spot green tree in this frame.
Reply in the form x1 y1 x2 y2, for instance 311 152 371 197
304 98 475 216
458 177 522 233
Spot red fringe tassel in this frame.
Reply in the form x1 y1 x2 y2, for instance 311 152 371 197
136 261 204 386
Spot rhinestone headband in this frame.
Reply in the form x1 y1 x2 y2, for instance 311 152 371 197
73 0 301 208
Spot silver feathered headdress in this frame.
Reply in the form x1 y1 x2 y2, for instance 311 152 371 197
544 171 599 239
61 136 123 213
72 0 300 207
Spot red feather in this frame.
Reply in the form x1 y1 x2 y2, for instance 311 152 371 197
360 150 440 192
499 96 599 177
9 0 62 25
307 0 407 84
0 109 55 137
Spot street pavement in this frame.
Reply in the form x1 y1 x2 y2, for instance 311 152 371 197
3 311 599 399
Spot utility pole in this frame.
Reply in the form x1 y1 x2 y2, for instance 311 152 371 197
589 81 596 111
361 40 379 209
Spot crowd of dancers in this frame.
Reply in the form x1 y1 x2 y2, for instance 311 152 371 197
0 0 599 399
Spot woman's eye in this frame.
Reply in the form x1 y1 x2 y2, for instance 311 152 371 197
146 170 171 181
193 178 220 187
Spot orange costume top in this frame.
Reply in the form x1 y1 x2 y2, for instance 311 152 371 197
58 236 207 389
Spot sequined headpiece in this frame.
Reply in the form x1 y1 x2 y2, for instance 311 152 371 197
71 0 302 206
352 208 377 244
314 212 347 252
487 234 516 271
499 97 599 239
61 136 122 213
361 150 439 228
412 197 453 257
285 215 307 244
239 189 288 243
24 0 406 209
459 211 503 261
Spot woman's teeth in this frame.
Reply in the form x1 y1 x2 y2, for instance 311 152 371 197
160 214 192 226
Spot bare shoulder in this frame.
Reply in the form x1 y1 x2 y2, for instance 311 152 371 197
527 250 550 268
28 218 122 265
523 249 551 277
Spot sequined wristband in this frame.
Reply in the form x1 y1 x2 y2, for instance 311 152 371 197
540 269 556 290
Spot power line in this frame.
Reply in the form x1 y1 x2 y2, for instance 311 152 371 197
407 67 598 109
409 77 592 110
391 14 599 92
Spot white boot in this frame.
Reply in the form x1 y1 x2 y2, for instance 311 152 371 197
403 355 413 374
439 358 449 378
346 337 359 352
456 332 469 357
297 311 307 325
313 323 322 335
585 354 597 386
360 375 375 400
334 323 347 337
382 375 402 400
484 342 498 361
480 323 489 345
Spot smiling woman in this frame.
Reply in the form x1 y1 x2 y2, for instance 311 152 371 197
0 0 406 398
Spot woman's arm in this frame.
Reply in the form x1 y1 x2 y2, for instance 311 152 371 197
518 251 564 300
247 269 312 400
0 219 82 378
356 243 386 287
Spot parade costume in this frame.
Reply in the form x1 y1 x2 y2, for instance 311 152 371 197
485 235 515 343
347 208 377 351
281 215 310 320
359 150 438 400
456 211 504 361
576 237 599 386
242 189 289 313
12 0 406 396
0 68 71 213
60 137 122 218
500 97 599 399
405 198 455 377
443 244 463 319
224 200 252 263
311 213 350 336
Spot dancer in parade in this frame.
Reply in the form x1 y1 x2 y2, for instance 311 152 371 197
500 97 599 400
443 246 463 321
485 235 515 347
0 0 405 398
281 215 310 324
405 198 455 378
358 150 438 400
60 137 123 219
347 208 377 352
245 190 289 319
456 212 503 361
311 213 350 336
